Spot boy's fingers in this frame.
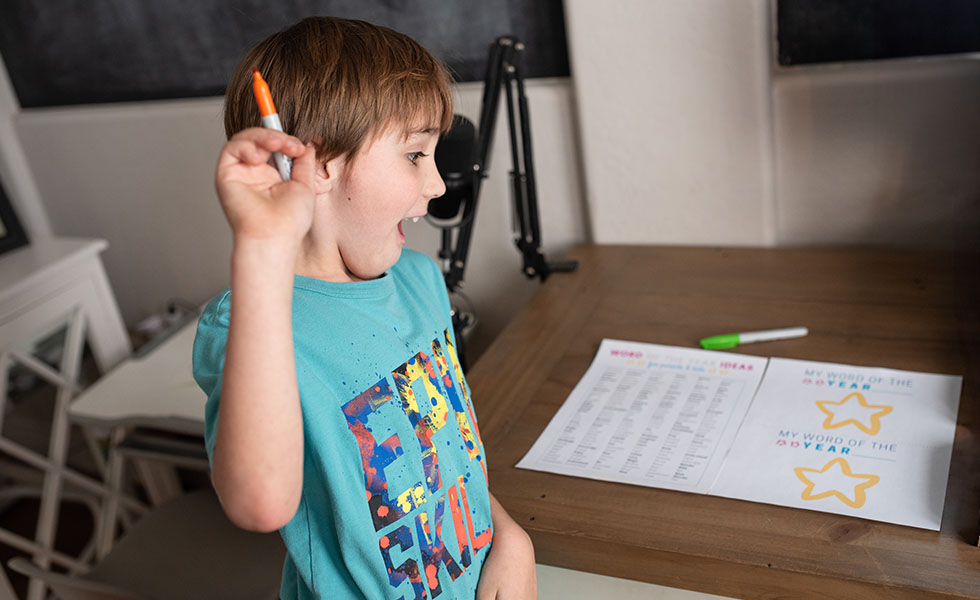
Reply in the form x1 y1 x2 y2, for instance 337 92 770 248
278 137 307 157
220 139 274 169
232 126 293 143
231 127 304 155
288 143 317 188
221 133 306 170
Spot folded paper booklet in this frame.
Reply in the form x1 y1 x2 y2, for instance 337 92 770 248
516 339 962 530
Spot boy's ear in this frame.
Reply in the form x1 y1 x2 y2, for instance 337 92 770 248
313 156 343 195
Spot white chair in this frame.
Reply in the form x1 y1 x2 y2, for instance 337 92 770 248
1 238 133 600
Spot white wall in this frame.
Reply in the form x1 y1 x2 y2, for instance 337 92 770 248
773 58 980 249
10 79 588 359
13 98 232 323
563 0 980 251
563 0 776 245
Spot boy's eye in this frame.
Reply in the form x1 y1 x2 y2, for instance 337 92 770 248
408 151 428 165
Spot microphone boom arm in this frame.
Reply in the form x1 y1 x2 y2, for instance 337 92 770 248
440 36 577 294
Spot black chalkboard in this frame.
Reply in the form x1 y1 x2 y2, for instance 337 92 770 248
0 0 568 108
778 0 980 66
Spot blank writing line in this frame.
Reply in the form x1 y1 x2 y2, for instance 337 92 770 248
851 454 897 462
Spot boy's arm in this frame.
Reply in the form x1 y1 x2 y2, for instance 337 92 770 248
210 128 315 532
477 492 537 600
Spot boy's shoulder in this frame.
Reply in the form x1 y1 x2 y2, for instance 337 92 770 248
392 248 441 281
196 250 440 324
198 289 232 327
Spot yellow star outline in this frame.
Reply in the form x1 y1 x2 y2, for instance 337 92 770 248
793 458 880 508
815 392 893 435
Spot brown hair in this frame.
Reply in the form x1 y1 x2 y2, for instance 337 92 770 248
224 17 454 163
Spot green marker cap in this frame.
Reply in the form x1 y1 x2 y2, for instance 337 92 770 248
699 333 740 350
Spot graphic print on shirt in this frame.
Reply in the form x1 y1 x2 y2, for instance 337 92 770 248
342 328 491 599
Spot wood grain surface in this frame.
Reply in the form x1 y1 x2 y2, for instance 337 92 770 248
466 245 980 600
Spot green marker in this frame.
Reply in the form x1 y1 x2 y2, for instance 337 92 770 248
700 326 808 350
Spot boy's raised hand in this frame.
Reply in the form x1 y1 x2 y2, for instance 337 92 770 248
215 127 317 245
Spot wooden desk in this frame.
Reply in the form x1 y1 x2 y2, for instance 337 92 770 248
466 245 980 600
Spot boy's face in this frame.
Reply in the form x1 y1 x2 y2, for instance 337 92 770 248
329 126 445 280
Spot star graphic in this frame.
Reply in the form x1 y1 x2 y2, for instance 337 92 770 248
793 458 880 508
815 392 892 435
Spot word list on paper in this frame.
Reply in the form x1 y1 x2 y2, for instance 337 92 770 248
519 339 767 494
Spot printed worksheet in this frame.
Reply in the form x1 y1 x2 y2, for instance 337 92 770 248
516 339 769 493
518 341 963 530
710 357 962 530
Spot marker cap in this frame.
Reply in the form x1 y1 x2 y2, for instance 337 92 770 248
699 333 740 350
252 68 277 117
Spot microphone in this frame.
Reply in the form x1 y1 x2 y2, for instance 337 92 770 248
430 115 477 221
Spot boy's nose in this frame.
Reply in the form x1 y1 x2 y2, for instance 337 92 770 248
425 162 447 200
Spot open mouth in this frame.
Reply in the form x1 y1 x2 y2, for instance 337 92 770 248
398 217 422 241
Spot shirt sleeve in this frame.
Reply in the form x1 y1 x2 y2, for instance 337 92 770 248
191 290 232 464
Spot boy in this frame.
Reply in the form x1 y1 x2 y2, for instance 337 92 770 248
193 17 536 600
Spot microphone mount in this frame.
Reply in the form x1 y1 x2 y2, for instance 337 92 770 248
432 35 578 295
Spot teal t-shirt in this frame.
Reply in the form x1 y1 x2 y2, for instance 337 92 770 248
193 249 492 599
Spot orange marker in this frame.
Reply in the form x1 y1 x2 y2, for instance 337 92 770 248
251 67 292 180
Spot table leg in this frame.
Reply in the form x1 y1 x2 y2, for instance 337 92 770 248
95 427 126 561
